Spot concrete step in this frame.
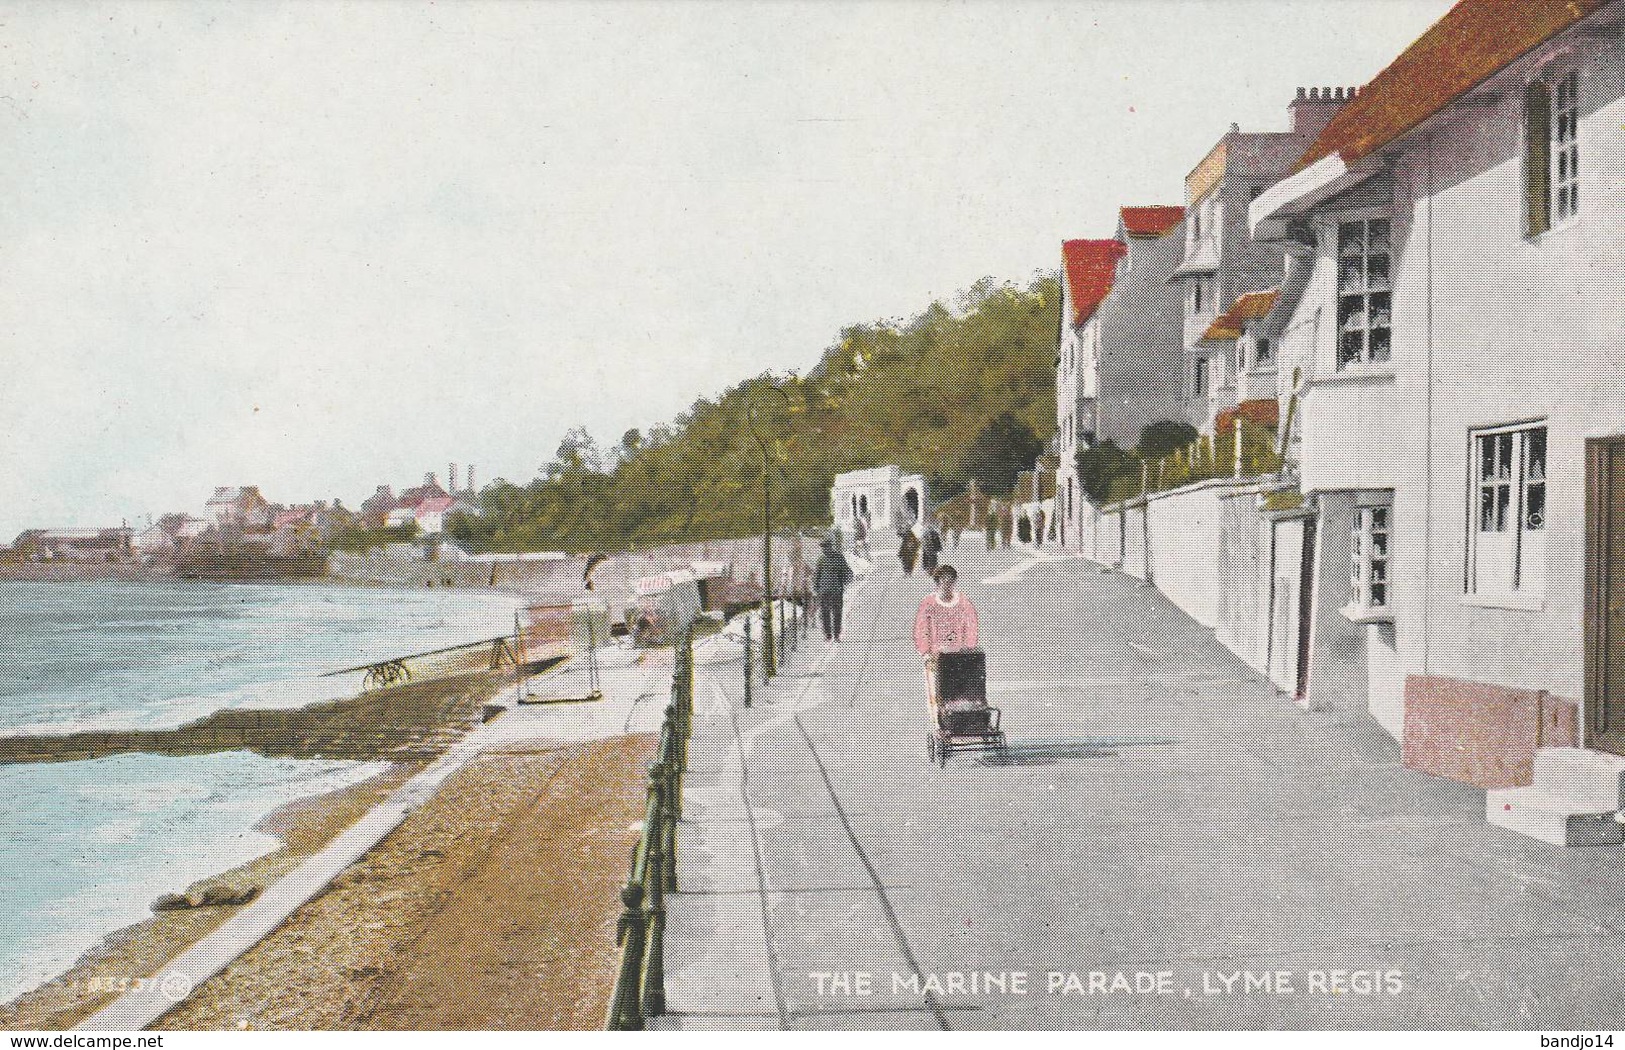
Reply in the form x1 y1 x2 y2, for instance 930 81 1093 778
1486 786 1625 847
1532 747 1625 811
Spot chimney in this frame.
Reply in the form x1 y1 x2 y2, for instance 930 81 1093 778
449 463 458 493
424 472 436 488
467 465 476 493
1290 85 1353 138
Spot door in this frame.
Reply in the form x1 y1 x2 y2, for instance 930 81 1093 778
1586 437 1625 754
1295 516 1317 703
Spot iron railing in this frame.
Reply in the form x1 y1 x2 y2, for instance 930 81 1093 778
607 627 693 1030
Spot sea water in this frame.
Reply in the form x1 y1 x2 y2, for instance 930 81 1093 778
0 579 520 1004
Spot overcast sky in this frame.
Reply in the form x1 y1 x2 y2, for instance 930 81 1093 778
0 0 1455 539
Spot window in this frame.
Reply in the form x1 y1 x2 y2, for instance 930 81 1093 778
1193 357 1209 398
1553 71 1580 224
1255 337 1273 368
1467 424 1547 600
1192 276 1214 316
1351 504 1392 617
1336 218 1392 368
1527 72 1581 235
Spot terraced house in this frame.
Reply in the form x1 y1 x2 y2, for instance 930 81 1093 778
1052 206 1186 550
1251 0 1625 842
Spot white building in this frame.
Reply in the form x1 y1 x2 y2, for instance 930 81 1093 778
1251 0 1625 825
830 466 928 548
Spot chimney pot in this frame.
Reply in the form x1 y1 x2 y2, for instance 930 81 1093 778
1296 86 1306 100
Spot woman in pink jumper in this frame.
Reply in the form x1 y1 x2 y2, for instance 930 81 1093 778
914 564 978 709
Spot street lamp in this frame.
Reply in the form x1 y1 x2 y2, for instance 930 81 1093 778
747 383 791 679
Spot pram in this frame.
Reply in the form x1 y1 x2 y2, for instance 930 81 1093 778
926 648 1008 767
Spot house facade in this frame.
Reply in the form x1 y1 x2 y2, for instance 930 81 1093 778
1251 0 1625 796
1171 91 1349 435
1054 209 1189 549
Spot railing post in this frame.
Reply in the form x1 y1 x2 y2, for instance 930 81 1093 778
743 617 753 708
660 763 679 889
609 881 647 1029
641 781 668 1019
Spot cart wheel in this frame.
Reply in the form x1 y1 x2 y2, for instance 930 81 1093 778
926 735 937 766
937 739 949 768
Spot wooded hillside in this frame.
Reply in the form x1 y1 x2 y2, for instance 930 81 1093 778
448 274 1059 553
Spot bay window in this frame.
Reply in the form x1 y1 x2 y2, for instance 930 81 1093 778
1336 218 1392 367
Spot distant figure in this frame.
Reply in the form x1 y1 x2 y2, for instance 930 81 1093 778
813 538 854 642
1000 505 1014 549
951 523 963 549
985 502 998 550
914 564 979 710
921 523 943 575
854 512 871 560
1034 507 1046 548
898 529 921 576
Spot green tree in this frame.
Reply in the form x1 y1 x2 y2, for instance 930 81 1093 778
1137 420 1198 459
957 412 1044 496
1076 440 1140 505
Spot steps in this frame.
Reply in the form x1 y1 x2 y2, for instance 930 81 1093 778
1486 748 1625 846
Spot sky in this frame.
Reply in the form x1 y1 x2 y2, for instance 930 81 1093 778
0 0 1456 539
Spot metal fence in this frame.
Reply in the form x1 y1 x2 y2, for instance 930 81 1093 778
605 594 809 1028
606 627 693 1030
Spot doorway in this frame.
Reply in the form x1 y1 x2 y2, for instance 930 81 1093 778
1585 436 1625 755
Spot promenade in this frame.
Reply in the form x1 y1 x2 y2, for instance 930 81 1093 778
662 544 1625 1029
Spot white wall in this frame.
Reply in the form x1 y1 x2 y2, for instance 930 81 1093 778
1143 482 1230 626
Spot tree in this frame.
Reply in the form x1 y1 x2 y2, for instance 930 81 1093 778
1137 420 1199 459
1076 440 1139 505
957 412 1044 496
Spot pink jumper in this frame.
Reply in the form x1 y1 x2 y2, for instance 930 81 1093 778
914 592 979 656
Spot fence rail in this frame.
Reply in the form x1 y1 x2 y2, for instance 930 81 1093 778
606 594 808 1029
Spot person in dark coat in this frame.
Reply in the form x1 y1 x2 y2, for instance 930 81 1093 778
812 538 854 642
921 522 943 574
898 529 921 576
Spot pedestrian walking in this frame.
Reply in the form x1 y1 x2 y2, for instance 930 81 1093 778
914 564 979 710
1034 507 1046 548
985 501 997 550
952 524 962 549
1000 505 1013 549
898 528 921 575
921 521 943 575
854 512 870 560
813 537 854 642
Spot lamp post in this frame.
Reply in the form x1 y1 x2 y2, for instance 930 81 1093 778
747 384 791 679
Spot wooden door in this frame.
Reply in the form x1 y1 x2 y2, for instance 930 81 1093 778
1586 437 1625 754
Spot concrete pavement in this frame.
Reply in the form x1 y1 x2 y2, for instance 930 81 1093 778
660 543 1625 1029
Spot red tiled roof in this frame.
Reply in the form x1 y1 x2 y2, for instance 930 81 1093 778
416 496 455 514
1299 0 1609 169
1216 399 1281 433
1119 205 1184 238
1061 239 1128 327
1202 288 1280 342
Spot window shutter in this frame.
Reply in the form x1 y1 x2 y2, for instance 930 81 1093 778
1525 82 1551 235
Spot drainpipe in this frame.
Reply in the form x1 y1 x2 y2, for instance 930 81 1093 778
1421 133 1436 677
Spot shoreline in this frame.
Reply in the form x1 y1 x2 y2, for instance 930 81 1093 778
0 761 420 1030
0 663 518 1030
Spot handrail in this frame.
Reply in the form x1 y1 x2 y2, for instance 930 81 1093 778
605 596 802 1028
606 625 694 1030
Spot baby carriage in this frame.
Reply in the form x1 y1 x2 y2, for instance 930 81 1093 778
926 648 1008 767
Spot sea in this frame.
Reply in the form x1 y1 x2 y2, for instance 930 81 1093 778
0 579 521 1004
